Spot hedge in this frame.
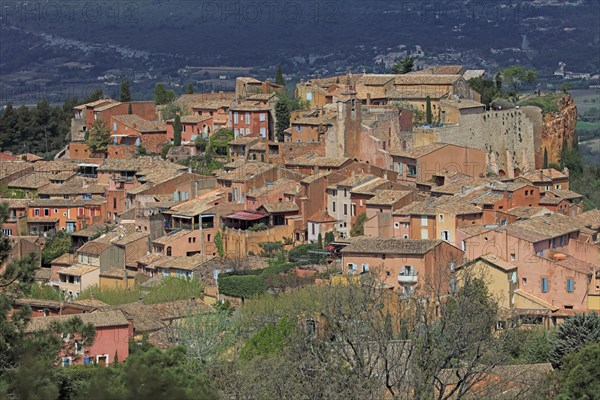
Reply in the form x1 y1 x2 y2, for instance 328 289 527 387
218 274 268 298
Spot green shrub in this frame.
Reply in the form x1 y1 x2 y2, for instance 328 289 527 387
28 284 62 301
287 243 320 261
218 275 267 298
144 277 204 304
239 317 295 361
248 223 268 232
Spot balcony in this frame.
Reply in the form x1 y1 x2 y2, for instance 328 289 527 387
398 273 418 284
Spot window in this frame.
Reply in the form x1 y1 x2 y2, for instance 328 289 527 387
332 201 336 212
54 208 58 214
259 113 266 122
233 112 239 124
421 216 428 226
343 204 348 216
306 92 313 101
522 277 527 285
207 234 211 242
394 222 400 229
407 165 417 177
113 198 117 209
461 240 466 251
542 277 549 293
441 231 449 241
34 208 40 216
113 122 117 131
510 253 516 261
438 214 444 222
234 128 239 137
403 234 409 239
351 204 356 216
245 113 250 125
362 263 369 273
566 279 574 293
62 357 72 367
260 127 266 138
166 246 172 256
394 162 403 175
44 208 49 216
96 355 108 367
555 184 561 189
1 228 12 236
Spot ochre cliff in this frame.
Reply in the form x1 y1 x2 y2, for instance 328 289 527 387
537 95 577 168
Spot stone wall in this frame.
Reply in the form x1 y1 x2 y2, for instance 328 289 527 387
412 95 577 176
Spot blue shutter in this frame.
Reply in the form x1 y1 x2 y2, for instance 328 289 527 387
542 278 548 293
567 279 574 292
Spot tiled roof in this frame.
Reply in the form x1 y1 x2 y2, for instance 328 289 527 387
286 154 350 168
112 115 166 133
502 213 580 242
333 174 378 189
505 206 552 220
163 190 223 217
556 257 595 275
110 299 212 333
394 74 462 85
29 198 105 207
214 163 275 183
573 209 600 230
477 254 518 272
77 241 111 255
342 237 443 255
546 189 583 200
307 210 337 223
73 99 116 110
26 310 129 333
33 160 80 173
229 103 271 112
260 201 299 213
8 172 51 189
396 196 479 216
98 158 187 173
389 142 448 158
247 178 294 198
292 116 334 126
58 264 98 276
520 168 567 183
539 197 564 205
0 161 32 179
440 99 485 109
152 229 193 245
300 170 331 184
366 190 412 206
112 232 149 246
50 253 76 265
153 254 215 271
229 137 260 146
410 65 464 75
38 178 106 196
0 198 31 208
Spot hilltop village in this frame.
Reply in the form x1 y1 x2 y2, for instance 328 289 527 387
1 65 598 397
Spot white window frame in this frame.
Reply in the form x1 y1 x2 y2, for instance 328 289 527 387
259 113 266 122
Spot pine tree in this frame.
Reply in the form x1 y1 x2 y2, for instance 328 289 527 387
543 147 549 168
120 80 131 102
187 83 194 94
173 114 182 146
275 65 285 86
425 96 433 125
391 56 414 74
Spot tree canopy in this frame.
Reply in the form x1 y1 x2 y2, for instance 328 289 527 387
391 56 414 74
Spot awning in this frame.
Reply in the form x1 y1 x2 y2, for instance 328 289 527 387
224 211 266 221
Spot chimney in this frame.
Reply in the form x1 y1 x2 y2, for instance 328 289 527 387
539 169 544 181
366 93 372 105
563 167 569 177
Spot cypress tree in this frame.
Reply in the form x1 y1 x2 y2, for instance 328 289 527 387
275 65 285 86
187 83 194 94
127 103 133 115
543 147 548 168
173 114 182 146
425 96 433 125
120 80 131 102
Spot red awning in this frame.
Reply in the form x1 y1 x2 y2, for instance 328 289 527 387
224 211 266 221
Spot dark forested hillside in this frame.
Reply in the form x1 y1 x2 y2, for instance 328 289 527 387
0 100 75 158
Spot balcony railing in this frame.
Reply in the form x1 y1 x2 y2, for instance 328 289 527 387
398 274 418 284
